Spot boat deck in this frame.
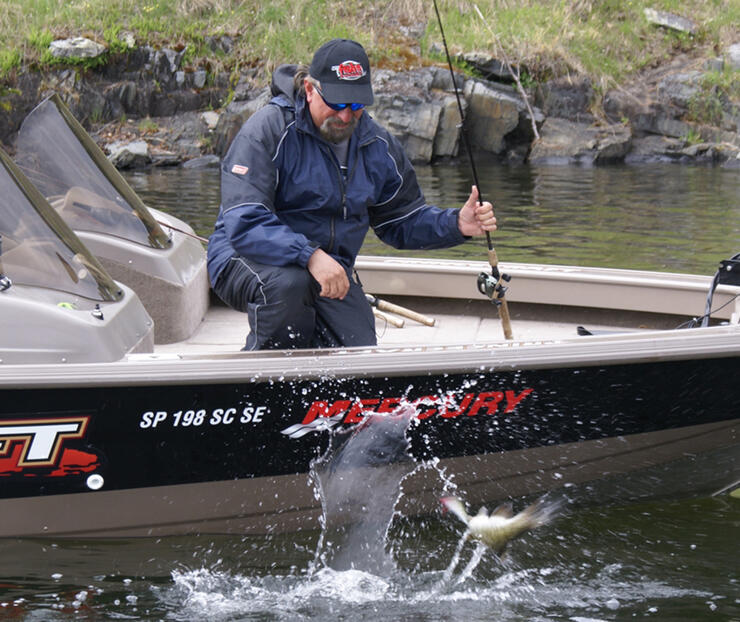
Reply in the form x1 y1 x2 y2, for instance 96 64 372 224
153 295 664 357
148 257 738 359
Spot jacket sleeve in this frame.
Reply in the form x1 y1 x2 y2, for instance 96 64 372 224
220 105 318 267
368 131 468 250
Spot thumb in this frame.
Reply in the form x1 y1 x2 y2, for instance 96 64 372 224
467 185 481 207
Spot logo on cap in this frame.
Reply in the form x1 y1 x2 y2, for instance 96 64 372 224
331 60 366 81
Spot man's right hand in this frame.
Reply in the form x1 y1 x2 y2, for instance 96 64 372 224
307 248 350 299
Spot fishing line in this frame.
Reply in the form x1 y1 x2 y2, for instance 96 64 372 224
431 0 513 339
431 0 484 208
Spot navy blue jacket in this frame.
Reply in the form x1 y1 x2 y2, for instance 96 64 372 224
207 65 467 285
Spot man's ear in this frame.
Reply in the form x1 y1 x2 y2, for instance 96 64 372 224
304 79 315 102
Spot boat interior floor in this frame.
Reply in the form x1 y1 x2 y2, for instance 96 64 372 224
152 295 682 357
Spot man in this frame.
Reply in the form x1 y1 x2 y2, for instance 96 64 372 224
207 38 496 350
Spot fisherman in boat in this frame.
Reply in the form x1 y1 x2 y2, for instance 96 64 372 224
207 38 497 350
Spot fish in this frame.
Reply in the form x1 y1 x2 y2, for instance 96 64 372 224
440 495 560 556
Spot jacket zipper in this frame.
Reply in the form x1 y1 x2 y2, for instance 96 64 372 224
321 133 375 254
325 145 345 254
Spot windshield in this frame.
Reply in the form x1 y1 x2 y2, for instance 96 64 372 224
14 94 171 250
0 149 121 302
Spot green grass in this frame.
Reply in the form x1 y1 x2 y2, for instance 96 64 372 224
0 0 737 90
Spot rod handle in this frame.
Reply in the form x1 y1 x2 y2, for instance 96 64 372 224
368 295 436 326
372 308 405 328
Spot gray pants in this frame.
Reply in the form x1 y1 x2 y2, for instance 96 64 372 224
212 256 377 350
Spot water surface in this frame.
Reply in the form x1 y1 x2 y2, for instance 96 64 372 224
125 159 740 275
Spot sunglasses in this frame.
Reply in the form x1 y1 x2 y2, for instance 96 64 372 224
316 87 365 112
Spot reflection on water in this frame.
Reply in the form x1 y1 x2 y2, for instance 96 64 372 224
1 495 738 620
125 160 740 275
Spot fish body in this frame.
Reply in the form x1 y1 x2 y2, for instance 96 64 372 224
441 495 558 555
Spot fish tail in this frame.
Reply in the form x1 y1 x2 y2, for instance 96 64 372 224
520 496 562 528
440 496 470 525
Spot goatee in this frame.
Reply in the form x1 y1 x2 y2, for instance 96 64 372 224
319 115 357 143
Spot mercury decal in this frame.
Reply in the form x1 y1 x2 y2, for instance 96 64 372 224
281 389 533 438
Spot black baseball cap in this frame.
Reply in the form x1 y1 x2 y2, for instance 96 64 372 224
309 39 374 105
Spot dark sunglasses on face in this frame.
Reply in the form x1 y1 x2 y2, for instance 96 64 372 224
316 87 365 112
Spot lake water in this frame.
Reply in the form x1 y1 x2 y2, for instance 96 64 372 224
1 161 738 621
124 159 740 275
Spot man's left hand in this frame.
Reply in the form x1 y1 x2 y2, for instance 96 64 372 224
457 185 496 236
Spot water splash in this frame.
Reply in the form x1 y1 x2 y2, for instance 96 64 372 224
438 495 564 588
309 403 418 575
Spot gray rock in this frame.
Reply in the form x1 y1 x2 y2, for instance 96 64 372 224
705 58 724 72
723 150 740 169
201 111 219 130
536 76 594 123
722 106 740 133
644 8 697 35
205 35 234 55
49 37 106 59
182 154 220 168
193 70 208 89
373 68 434 95
151 150 181 167
212 88 271 156
460 52 513 81
162 110 213 159
45 69 78 93
104 81 137 112
372 94 443 162
108 140 150 168
657 71 702 109
151 48 186 87
680 142 739 163
230 75 259 102
428 66 464 92
639 113 691 139
728 43 740 71
626 134 686 163
529 118 631 165
463 80 521 154
595 128 633 162
118 31 136 49
371 68 454 162
433 96 462 158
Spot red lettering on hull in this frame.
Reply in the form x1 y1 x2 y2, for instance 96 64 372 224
300 389 534 428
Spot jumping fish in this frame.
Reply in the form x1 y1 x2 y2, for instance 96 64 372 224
441 495 560 556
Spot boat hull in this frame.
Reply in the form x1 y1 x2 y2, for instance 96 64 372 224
1 354 737 538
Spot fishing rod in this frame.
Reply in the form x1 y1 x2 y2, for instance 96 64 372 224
431 0 513 340
156 219 209 244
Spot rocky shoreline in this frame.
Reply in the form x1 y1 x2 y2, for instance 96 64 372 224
1 36 738 170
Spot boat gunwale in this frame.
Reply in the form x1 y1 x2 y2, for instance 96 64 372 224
2 257 738 387
0 324 737 388
355 256 739 318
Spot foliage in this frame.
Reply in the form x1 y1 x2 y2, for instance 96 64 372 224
686 68 740 126
0 0 736 90
138 117 159 133
682 127 703 145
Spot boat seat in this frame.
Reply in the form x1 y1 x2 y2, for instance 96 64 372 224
50 188 210 345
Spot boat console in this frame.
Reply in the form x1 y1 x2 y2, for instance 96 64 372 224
0 149 153 364
15 95 209 344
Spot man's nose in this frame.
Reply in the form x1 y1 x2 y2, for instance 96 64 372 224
336 107 353 122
